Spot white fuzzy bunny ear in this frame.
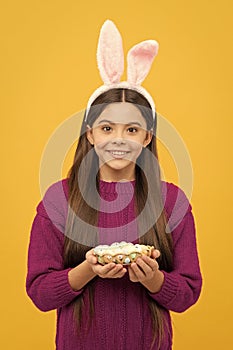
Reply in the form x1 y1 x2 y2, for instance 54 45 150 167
97 20 124 85
127 40 159 85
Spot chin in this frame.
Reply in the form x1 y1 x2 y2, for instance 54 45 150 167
107 159 134 170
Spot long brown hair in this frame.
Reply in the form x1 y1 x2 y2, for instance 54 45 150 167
63 88 173 349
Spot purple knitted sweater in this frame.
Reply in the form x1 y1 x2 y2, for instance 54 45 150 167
26 179 202 350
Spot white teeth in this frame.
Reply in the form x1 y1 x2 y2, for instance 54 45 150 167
110 151 127 155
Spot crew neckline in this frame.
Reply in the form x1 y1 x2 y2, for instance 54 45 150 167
99 179 136 194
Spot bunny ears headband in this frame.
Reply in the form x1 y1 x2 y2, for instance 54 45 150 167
85 20 159 123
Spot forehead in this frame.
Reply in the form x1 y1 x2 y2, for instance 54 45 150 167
93 102 147 127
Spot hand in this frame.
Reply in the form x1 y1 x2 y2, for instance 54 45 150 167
86 249 127 279
128 249 164 293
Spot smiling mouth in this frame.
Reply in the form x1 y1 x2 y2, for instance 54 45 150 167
108 150 129 154
107 150 130 157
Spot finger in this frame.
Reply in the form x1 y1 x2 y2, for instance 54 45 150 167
136 257 153 274
86 248 94 257
96 262 123 276
151 249 160 259
88 255 98 265
110 266 127 278
130 262 145 279
128 266 138 282
141 255 159 271
106 264 125 278
99 262 116 274
96 263 126 279
86 250 98 264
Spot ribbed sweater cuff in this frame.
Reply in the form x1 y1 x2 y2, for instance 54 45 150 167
53 268 84 303
148 271 179 307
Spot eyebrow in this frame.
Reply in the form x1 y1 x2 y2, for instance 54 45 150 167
97 119 142 127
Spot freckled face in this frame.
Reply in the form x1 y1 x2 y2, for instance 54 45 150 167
86 102 152 179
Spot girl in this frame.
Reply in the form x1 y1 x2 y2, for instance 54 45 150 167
26 20 202 349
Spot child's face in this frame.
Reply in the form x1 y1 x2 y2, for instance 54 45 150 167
86 102 152 180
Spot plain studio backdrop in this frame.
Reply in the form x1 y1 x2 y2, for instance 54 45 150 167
1 1 232 349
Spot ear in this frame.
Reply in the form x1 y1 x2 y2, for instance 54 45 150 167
143 130 153 148
97 19 124 85
127 40 159 85
86 125 94 146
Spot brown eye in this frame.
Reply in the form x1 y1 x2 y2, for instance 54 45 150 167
102 126 112 132
127 127 137 133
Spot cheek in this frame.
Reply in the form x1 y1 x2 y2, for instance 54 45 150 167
128 137 144 150
129 141 144 159
93 139 111 158
91 131 106 147
94 139 108 150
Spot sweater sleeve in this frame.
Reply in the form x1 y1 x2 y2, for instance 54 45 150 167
26 180 84 312
148 183 202 312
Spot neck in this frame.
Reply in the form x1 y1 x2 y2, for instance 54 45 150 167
99 164 136 182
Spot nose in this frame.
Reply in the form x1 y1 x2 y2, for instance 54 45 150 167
111 137 126 145
111 127 126 145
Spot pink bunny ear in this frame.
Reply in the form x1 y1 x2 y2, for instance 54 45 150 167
97 20 124 85
127 40 159 85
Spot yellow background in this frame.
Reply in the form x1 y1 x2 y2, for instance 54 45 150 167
1 0 232 349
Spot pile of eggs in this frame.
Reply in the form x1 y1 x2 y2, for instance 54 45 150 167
93 241 154 265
